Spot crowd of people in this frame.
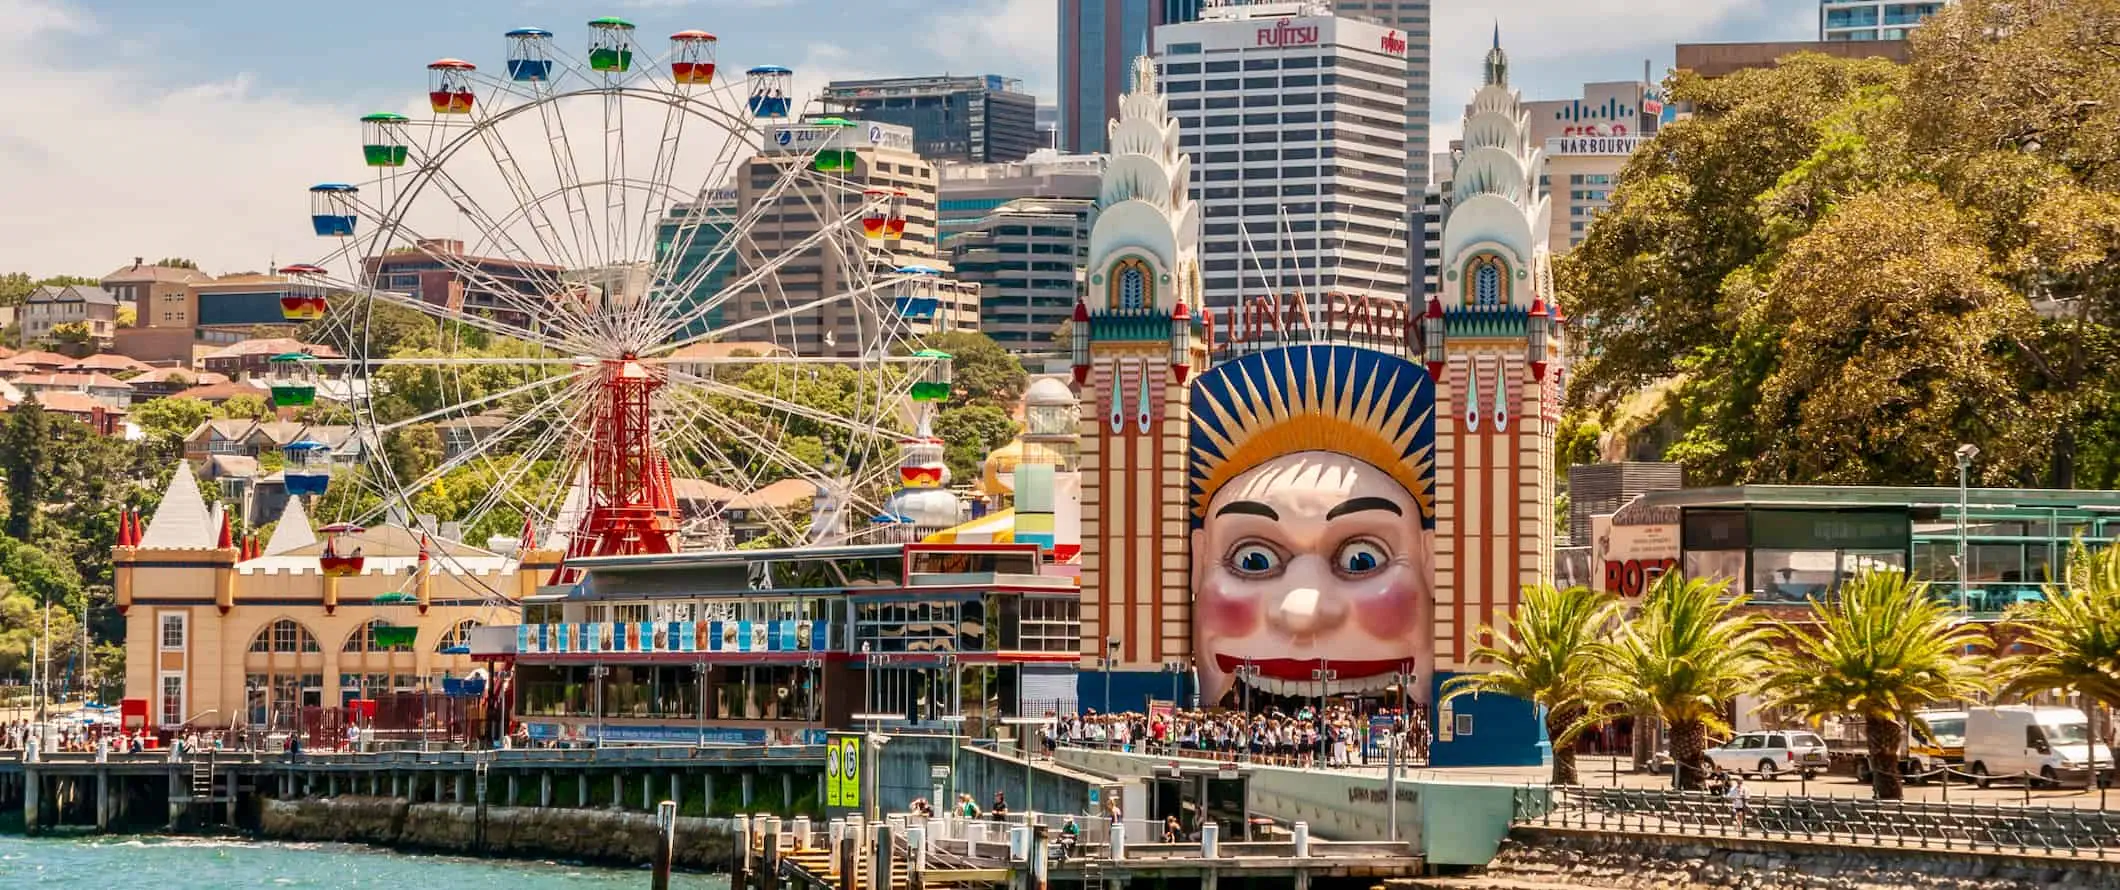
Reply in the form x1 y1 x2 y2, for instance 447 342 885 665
1048 704 1430 767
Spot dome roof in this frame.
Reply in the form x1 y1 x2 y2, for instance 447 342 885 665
1025 376 1074 407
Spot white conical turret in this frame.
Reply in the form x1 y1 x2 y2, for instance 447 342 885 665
263 496 319 556
1088 54 1201 313
1441 28 1550 310
139 463 214 550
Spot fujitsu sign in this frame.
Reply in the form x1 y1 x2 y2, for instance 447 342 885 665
1380 30 1408 55
1255 18 1320 47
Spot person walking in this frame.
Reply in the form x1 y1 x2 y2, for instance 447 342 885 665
1725 775 1750 831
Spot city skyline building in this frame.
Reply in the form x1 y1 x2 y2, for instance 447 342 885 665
821 75 1040 164
1524 78 1663 252
948 196 1094 353
653 192 740 338
1057 0 1207 154
936 151 1106 250
715 119 978 357
1154 1 1411 310
1820 0 1946 40
1327 0 1433 299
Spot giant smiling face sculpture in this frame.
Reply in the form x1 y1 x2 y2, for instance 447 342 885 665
1187 346 1438 707
1192 452 1434 703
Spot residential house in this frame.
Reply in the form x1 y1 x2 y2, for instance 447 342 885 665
101 258 212 330
21 285 120 348
436 412 511 460
9 372 135 409
61 353 156 376
129 368 230 400
168 380 268 406
3 390 126 436
199 338 343 380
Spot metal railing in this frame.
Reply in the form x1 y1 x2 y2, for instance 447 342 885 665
1521 785 2120 857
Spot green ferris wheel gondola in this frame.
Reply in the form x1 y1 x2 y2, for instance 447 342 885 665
808 118 859 172
371 591 420 648
911 349 953 401
360 113 410 167
266 352 318 407
587 17 637 72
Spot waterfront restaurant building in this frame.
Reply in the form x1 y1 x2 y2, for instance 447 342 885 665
1582 484 2120 615
494 542 1082 746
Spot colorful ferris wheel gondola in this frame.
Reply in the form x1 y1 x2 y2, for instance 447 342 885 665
370 591 419 648
504 27 555 82
746 65 793 118
309 184 359 237
587 17 636 73
277 264 330 320
427 59 477 114
808 117 859 172
893 265 943 321
319 523 367 577
283 440 332 497
669 30 717 85
267 353 320 407
861 189 889 240
885 190 908 240
360 113 410 167
911 349 954 403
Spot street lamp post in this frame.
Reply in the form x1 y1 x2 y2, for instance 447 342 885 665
589 665 610 750
1234 660 1259 717
1310 661 1337 763
1166 660 1184 709
694 659 708 747
1387 666 1408 843
1956 444 1979 612
1103 637 1120 714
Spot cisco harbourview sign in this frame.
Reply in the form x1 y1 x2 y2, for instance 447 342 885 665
1546 135 1647 156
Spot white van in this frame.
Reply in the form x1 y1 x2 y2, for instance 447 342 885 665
1965 706 2114 788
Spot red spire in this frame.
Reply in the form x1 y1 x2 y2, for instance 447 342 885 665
1425 296 1444 319
1172 301 1189 321
215 511 234 550
1072 299 1090 323
117 509 133 547
418 533 431 563
1528 297 1545 317
520 513 538 554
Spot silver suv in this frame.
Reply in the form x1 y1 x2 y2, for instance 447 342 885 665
1705 730 1829 780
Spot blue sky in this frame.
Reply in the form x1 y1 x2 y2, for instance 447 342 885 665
1 0 1814 275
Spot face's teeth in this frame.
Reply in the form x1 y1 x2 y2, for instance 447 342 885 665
1238 672 1394 699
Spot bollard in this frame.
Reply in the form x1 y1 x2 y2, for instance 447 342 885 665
1292 821 1309 858
1009 825 1031 862
763 824 783 890
870 822 893 890
837 833 857 890
1200 820 1219 859
652 800 677 890
793 816 812 850
908 824 928 873
1110 820 1126 861
733 815 753 890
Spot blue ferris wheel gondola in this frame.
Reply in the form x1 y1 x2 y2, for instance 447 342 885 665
746 65 793 118
309 184 359 237
504 27 556 82
893 265 943 319
283 440 332 497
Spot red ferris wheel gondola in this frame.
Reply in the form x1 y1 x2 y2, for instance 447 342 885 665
427 59 477 114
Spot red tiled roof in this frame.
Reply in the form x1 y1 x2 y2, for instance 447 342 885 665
201 338 342 360
170 381 267 402
63 353 155 374
13 390 123 415
132 367 230 387
12 372 132 390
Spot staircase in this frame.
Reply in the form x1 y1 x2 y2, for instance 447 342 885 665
765 838 914 890
189 755 216 801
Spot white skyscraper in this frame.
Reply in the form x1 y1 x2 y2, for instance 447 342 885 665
1154 1 1411 310
1820 0 1946 40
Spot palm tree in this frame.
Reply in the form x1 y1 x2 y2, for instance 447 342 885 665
1442 583 1623 785
1757 570 1989 800
1606 573 1770 790
1997 541 2120 801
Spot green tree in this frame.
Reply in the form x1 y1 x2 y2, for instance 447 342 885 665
1997 540 2120 795
932 405 1020 484
132 397 212 459
1442 583 1623 786
1606 573 1770 789
215 393 271 421
1757 570 1989 798
2 396 53 540
920 331 1028 409
46 322 92 348
153 257 199 270
385 424 446 488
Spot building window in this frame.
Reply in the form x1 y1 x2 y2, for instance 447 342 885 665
436 619 480 653
1109 257 1152 310
1465 256 1508 307
160 673 184 727
252 618 321 654
160 613 186 651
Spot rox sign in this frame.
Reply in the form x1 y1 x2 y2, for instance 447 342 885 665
1605 558 1679 598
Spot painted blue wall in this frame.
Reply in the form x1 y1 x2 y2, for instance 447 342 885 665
1429 672 1549 767
1075 669 1193 714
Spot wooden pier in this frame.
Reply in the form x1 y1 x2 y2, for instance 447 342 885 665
0 745 824 834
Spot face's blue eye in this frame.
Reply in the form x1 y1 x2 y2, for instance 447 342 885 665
1336 540 1387 575
1230 544 1280 576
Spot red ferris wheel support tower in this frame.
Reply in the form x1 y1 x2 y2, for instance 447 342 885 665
553 355 679 582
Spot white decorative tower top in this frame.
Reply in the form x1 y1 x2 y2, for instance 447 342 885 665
1085 56 1201 317
1439 28 1551 311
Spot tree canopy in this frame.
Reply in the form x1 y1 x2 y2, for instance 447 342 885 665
1560 0 2120 488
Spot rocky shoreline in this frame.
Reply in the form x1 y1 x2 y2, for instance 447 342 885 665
256 796 743 872
1406 827 2120 890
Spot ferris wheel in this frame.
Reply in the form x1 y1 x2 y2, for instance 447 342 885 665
279 18 956 597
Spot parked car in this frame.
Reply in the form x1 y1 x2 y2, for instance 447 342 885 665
1854 709 1967 784
1965 706 2114 789
1704 730 1829 780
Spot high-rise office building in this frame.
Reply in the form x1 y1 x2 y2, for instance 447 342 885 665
1525 80 1662 252
822 75 1040 163
948 197 1095 352
1820 0 1945 40
1058 0 1207 154
936 152 1105 249
1155 1 1410 309
1328 0 1432 284
716 119 978 356
653 191 739 337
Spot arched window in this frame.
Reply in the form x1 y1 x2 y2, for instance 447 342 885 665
344 619 413 653
1475 262 1502 306
250 618 320 654
436 619 481 653
1109 257 1153 310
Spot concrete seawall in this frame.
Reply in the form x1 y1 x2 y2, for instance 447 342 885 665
1415 827 2120 890
258 796 741 871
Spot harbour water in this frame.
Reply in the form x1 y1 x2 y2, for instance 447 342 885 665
0 835 731 889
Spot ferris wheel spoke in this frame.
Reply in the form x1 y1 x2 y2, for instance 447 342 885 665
349 374 601 529
464 116 585 273
345 268 580 355
640 202 878 348
660 423 816 549
447 392 597 544
391 167 614 348
662 371 908 442
363 366 586 435
649 271 905 358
